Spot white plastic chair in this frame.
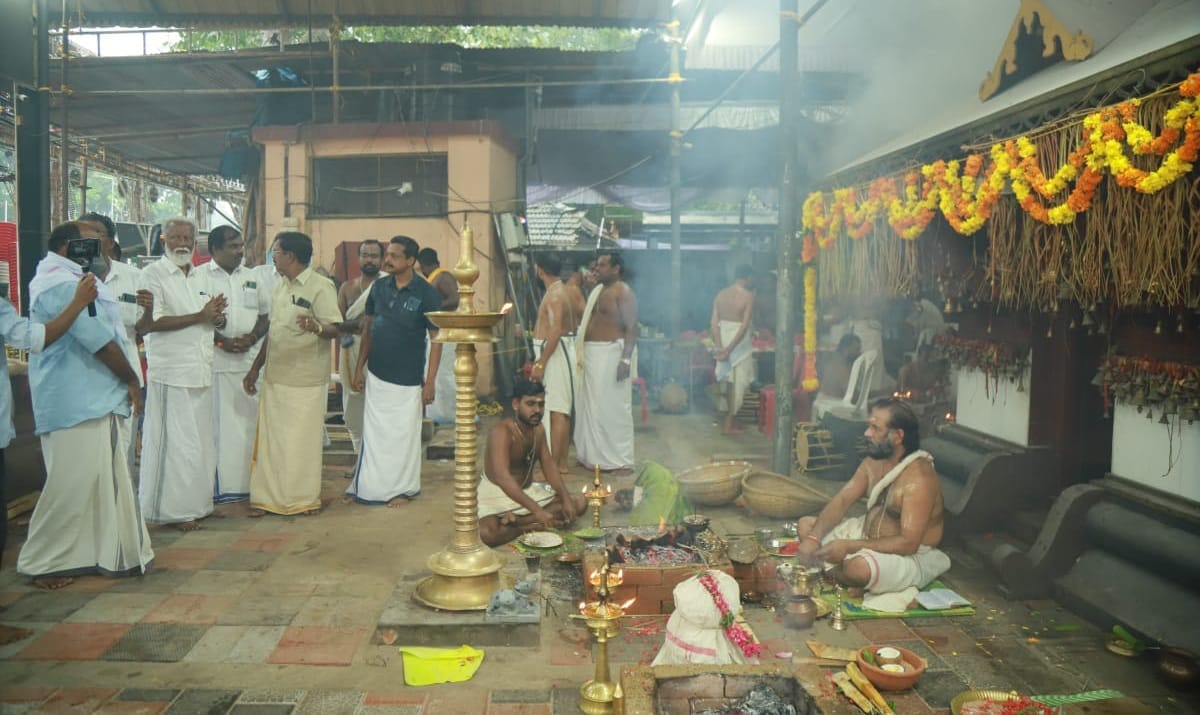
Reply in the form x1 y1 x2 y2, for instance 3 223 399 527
813 350 879 421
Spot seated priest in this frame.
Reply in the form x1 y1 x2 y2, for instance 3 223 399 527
898 345 947 402
794 397 949 611
478 379 587 547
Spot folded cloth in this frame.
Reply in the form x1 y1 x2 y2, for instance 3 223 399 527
862 587 919 613
397 645 485 686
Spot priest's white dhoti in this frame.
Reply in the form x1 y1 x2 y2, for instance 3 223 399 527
533 336 576 449
424 341 456 425
249 380 325 515
477 477 556 519
714 320 755 415
574 339 635 471
18 414 154 578
213 372 257 503
139 382 216 524
346 372 423 503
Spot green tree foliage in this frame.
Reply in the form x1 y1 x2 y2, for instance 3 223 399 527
173 25 640 52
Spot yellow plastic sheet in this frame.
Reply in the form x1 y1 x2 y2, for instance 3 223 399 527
397 645 485 686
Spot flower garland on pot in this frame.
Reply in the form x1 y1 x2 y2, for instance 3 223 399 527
1095 355 1200 423
799 68 1200 247
932 335 1029 397
696 571 762 659
802 266 819 392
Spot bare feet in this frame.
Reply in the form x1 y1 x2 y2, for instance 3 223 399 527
172 520 202 532
247 509 266 518
557 464 571 476
33 576 74 591
0 624 33 645
386 496 414 508
300 507 321 516
721 420 746 435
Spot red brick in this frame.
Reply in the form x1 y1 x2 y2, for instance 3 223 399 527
618 567 662 586
230 533 295 552
268 626 365 666
622 598 664 616
660 566 697 589
486 705 550 715
423 689 486 715
16 623 130 661
0 686 57 704
142 594 236 625
38 688 119 712
150 548 218 570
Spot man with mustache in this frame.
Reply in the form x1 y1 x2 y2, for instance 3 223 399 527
336 240 384 453
136 218 227 531
793 398 949 607
346 236 442 506
477 379 585 547
199 226 269 503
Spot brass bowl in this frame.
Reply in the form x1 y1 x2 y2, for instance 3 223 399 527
950 690 1022 714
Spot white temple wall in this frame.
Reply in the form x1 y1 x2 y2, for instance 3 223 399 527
954 360 1031 447
1111 401 1200 504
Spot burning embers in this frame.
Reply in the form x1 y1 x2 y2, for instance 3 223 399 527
606 521 701 566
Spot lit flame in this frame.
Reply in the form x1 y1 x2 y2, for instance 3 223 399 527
620 598 636 610
588 569 598 581
945 412 955 421
606 484 613 494
578 601 586 613
657 516 667 533
615 568 624 581
582 485 588 494
500 302 514 315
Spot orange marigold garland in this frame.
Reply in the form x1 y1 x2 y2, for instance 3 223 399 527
802 266 819 392
799 67 1200 248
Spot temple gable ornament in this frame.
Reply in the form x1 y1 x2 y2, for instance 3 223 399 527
979 0 1095 101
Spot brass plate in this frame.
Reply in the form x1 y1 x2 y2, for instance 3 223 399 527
949 689 1021 714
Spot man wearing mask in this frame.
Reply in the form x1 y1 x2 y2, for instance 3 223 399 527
18 221 152 590
78 212 149 471
200 226 269 503
136 217 227 531
336 240 384 453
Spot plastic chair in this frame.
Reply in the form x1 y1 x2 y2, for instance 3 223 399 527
812 350 879 421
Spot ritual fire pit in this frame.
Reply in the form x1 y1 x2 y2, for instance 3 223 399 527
619 663 825 715
583 524 751 615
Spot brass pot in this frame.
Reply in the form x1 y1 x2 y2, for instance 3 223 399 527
780 596 818 630
1158 647 1200 689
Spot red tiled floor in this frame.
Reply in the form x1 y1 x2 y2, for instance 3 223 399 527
15 622 131 661
230 533 296 553
94 702 170 714
142 594 236 625
149 548 219 570
423 689 487 715
59 575 120 593
0 686 57 704
487 705 550 715
267 626 365 666
37 687 119 712
363 692 428 706
854 619 916 643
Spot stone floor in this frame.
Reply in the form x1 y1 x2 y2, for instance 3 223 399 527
1 411 1196 714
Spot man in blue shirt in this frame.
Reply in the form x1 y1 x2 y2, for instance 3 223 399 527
346 236 442 506
0 267 97 643
16 221 154 591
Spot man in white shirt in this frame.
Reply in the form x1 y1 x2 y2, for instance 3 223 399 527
136 217 227 531
200 226 269 503
79 212 148 472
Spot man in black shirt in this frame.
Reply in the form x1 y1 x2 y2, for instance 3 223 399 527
346 236 443 506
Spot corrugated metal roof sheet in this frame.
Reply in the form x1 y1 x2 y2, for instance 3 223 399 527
524 204 599 246
78 0 670 28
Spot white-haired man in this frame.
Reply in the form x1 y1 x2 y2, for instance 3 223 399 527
136 217 227 530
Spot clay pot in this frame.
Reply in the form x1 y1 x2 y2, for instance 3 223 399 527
780 597 817 630
856 645 926 691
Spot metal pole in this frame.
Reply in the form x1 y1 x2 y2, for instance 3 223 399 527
667 17 683 338
17 0 52 313
773 0 801 474
58 11 69 223
330 18 341 124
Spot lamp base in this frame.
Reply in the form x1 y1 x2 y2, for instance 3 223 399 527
579 680 616 715
413 572 505 612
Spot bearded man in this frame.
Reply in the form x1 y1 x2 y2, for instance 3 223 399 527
136 217 227 530
478 380 585 546
794 397 950 610
336 240 384 453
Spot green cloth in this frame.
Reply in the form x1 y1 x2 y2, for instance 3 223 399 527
815 580 976 620
628 461 693 526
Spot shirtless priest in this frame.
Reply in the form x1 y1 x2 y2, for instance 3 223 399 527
478 380 587 547
794 397 950 608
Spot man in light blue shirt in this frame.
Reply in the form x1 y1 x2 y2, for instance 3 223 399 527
16 221 153 591
0 270 97 643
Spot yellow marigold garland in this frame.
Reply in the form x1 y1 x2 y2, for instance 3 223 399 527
802 266 819 392
800 68 1200 249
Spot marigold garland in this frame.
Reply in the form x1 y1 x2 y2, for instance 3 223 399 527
799 68 1200 249
802 266 819 392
